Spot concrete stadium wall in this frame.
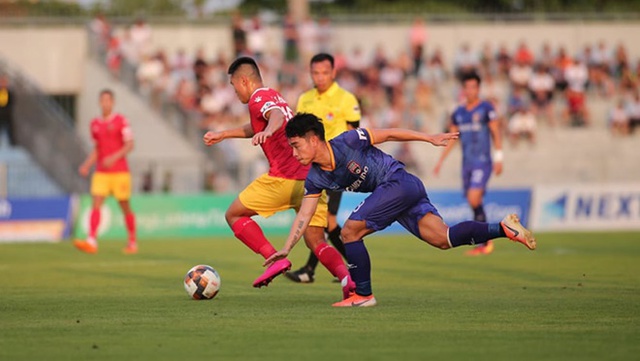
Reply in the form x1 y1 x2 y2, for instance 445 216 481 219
0 27 86 94
332 22 640 62
2 22 640 93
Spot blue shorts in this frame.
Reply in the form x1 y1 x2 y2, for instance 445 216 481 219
462 163 492 193
347 169 441 239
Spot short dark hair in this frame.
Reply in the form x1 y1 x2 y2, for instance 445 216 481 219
310 53 334 68
286 113 326 142
460 72 481 85
227 56 262 78
100 88 114 98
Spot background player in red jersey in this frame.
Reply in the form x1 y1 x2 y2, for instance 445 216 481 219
203 57 354 297
74 89 137 254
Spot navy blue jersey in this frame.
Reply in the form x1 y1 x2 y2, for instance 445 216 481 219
304 128 404 196
451 100 497 166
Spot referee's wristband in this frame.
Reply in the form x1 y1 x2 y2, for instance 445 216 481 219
493 150 504 162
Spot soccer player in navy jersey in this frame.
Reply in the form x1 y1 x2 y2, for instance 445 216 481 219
433 72 504 256
263 113 535 307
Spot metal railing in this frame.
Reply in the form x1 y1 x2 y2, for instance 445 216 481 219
0 57 90 194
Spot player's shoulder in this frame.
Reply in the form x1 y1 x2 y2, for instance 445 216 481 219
257 87 281 98
334 83 357 100
111 113 130 126
480 100 495 109
335 128 370 145
452 103 465 114
113 112 128 121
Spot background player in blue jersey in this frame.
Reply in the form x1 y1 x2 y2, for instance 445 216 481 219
264 113 536 307
433 72 504 256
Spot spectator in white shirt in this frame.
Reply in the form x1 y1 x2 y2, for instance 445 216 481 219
528 65 556 126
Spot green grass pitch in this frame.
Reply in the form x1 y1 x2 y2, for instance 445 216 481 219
1 232 639 361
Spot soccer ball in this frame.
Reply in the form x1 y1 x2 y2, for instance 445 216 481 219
184 265 221 300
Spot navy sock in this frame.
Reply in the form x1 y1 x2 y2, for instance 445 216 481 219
449 221 505 248
327 225 347 258
344 240 372 296
473 205 486 222
304 252 319 273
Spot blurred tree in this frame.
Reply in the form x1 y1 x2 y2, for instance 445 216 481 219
240 0 288 13
193 0 207 18
0 0 85 17
107 0 186 17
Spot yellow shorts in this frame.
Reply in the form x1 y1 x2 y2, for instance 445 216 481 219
90 172 132 201
239 173 328 228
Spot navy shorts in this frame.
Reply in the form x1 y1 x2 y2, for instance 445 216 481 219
462 163 492 193
347 169 441 239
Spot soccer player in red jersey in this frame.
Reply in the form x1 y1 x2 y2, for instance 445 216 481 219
203 57 354 298
74 89 137 254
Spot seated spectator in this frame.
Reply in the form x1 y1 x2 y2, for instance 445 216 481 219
553 46 572 91
626 92 640 134
454 42 479 81
507 86 528 119
509 57 533 91
136 53 165 96
609 99 630 136
590 41 615 98
565 56 589 94
514 41 534 66
537 42 555 70
618 63 638 96
528 65 556 126
508 104 537 146
563 88 590 127
495 43 512 78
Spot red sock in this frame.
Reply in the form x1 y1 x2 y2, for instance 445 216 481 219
89 208 101 239
314 243 350 280
124 212 136 244
231 217 276 259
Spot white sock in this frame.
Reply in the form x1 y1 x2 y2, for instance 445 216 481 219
87 237 97 247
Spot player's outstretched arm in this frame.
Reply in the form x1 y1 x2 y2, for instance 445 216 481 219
203 123 254 146
263 196 320 267
370 128 458 146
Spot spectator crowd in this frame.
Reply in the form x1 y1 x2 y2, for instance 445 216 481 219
89 13 640 190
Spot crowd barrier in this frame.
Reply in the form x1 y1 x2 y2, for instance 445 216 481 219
530 184 640 232
0 196 73 242
2 184 638 243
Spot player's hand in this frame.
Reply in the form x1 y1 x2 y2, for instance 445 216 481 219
251 131 272 146
494 161 503 176
203 131 224 146
102 156 116 169
263 249 290 268
429 132 459 147
78 164 91 177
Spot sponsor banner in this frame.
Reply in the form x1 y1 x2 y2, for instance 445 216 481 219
530 184 640 231
337 189 532 233
0 196 73 242
74 194 297 240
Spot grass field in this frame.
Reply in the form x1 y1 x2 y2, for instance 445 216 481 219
1 232 639 361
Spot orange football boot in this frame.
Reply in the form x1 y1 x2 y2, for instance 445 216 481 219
73 240 98 254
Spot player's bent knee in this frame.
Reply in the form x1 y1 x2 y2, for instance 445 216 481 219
422 235 451 250
434 239 451 250
340 227 358 243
